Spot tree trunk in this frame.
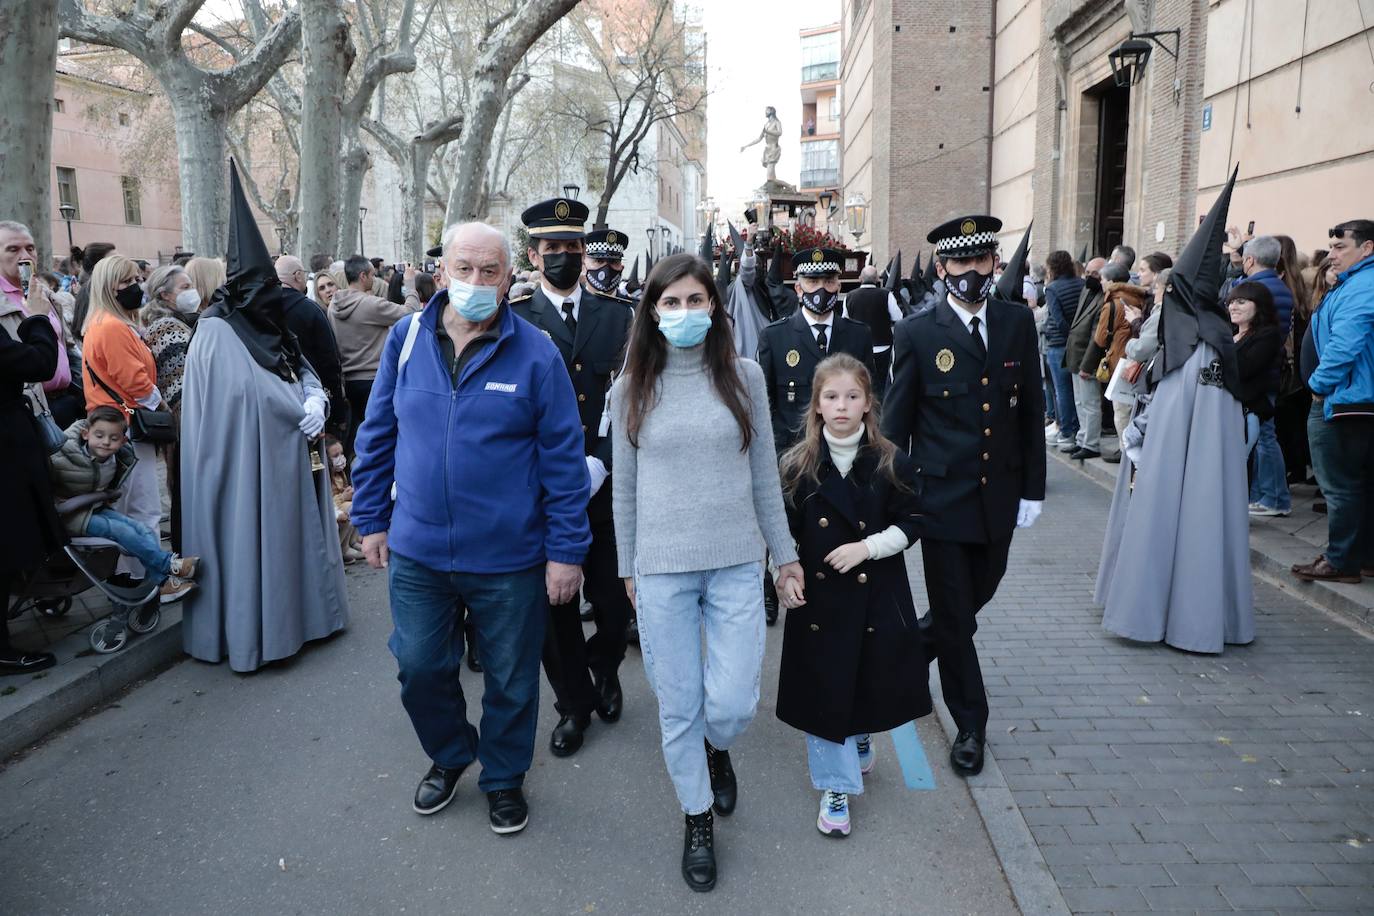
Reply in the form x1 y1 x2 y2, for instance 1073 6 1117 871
0 0 58 263
297 0 353 261
166 80 232 256
337 138 371 256
445 0 581 223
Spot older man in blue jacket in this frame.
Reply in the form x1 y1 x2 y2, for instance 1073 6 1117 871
1293 219 1374 584
352 221 591 836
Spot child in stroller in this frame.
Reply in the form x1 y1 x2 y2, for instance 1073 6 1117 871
50 406 200 601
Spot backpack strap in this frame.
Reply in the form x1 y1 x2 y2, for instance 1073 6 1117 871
397 312 423 372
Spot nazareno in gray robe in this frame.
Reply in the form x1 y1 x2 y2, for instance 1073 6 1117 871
179 317 349 671
727 250 770 360
1094 342 1254 654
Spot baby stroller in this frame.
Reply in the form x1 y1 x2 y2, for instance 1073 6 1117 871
8 493 162 654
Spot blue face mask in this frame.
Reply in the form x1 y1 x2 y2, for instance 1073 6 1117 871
448 278 500 321
657 308 712 348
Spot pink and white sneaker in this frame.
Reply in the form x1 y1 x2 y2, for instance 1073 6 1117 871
857 734 875 774
817 790 851 838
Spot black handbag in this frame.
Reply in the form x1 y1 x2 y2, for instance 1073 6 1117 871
85 363 177 444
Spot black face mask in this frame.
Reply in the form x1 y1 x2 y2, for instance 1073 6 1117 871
801 287 839 315
944 267 994 304
541 251 584 291
585 263 622 294
116 284 145 312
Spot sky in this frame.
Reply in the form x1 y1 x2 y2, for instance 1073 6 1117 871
702 0 841 228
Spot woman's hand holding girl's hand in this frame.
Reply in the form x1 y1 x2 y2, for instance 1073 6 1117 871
780 577 806 609
775 561 806 609
825 542 870 574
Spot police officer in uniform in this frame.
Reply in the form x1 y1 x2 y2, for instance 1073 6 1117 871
881 216 1046 777
757 246 875 623
511 199 636 757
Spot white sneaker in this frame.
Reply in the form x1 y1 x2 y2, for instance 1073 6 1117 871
1044 424 1060 442
817 790 851 838
1248 503 1289 517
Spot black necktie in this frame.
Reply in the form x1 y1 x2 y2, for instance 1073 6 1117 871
561 300 577 337
815 324 828 354
969 316 987 360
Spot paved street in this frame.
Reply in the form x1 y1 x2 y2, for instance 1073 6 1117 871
4 458 1373 915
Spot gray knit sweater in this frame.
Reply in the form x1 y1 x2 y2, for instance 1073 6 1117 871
611 344 798 577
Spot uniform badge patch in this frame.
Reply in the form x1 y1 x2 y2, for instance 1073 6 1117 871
935 349 955 373
785 349 801 368
1010 395 1018 407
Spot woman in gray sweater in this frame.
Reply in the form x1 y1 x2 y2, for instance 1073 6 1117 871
611 254 804 892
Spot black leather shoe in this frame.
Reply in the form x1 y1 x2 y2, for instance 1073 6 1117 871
763 577 778 627
412 763 465 815
681 810 716 892
487 788 528 835
0 649 56 677
705 739 737 816
950 730 985 777
1069 448 1101 461
550 712 591 757
916 612 937 664
465 650 482 673
593 672 623 723
626 615 640 647
1102 451 1122 464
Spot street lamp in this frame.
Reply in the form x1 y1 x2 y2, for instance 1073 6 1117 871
274 226 286 256
358 206 368 258
844 193 868 246
1108 30 1179 87
562 182 581 199
58 203 76 249
646 226 657 258
660 226 671 253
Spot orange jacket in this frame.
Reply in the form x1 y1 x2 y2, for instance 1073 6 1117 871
83 310 158 412
1093 282 1152 376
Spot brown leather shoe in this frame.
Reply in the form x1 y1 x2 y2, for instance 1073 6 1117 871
1291 556 1362 584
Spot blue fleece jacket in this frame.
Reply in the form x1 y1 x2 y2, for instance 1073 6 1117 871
1310 253 1374 421
350 295 591 573
1043 276 1084 347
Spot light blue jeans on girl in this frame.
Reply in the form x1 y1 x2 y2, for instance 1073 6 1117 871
634 560 767 815
806 733 866 795
84 508 174 585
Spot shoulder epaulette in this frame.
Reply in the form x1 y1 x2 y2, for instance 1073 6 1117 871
509 293 532 304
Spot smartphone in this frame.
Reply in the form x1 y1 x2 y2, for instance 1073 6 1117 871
423 260 435 273
18 260 32 295
1247 220 1255 235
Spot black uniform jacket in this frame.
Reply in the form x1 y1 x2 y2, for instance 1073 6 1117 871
758 310 876 452
777 436 932 743
881 296 1046 545
511 286 633 522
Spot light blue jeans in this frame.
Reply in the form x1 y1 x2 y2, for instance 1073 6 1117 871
635 560 767 815
806 733 866 795
85 508 173 586
1248 414 1291 512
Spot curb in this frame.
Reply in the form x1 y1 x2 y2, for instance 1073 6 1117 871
0 606 183 762
1051 450 1374 631
929 673 1071 916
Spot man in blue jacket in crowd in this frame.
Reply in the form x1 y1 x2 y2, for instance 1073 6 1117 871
351 221 591 836
1293 219 1374 584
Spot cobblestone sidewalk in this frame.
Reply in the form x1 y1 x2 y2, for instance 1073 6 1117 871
914 458 1374 914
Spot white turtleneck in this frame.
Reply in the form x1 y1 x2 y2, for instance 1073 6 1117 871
822 425 910 561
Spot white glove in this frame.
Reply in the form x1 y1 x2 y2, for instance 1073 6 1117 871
586 455 609 497
299 395 327 438
1016 499 1043 529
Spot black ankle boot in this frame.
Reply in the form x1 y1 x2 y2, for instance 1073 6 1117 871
763 577 778 626
681 810 716 892
705 739 737 815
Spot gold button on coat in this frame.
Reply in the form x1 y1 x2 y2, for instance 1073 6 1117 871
574 363 583 372
815 570 826 580
858 521 866 530
810 624 820 631
578 393 586 402
866 626 875 633
984 428 992 437
982 403 991 412
981 377 989 386
818 517 829 528
857 573 868 584
980 476 988 485
982 452 990 461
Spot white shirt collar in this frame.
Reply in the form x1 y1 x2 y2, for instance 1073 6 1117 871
803 308 834 330
947 294 987 330
543 282 582 320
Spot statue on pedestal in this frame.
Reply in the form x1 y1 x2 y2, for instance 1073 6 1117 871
741 106 783 183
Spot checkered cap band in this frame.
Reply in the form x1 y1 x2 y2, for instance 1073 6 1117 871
935 231 998 254
795 261 841 275
585 242 624 258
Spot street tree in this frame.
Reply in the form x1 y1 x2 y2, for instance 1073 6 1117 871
443 0 582 224
58 0 301 254
0 0 60 261
561 0 706 226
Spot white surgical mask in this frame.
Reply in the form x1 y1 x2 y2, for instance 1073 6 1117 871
331 455 346 470
448 278 500 322
175 288 201 313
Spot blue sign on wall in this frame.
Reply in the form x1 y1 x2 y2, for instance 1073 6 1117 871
1202 103 1213 131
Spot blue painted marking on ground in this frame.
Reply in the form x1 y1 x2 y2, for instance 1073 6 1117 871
889 720 936 790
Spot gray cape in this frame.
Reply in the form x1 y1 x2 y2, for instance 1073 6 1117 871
179 317 349 671
727 250 770 359
1094 342 1254 653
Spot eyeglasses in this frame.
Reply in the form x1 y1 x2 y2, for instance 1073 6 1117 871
1329 228 1347 240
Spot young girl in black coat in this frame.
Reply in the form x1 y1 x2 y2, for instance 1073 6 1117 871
777 354 931 838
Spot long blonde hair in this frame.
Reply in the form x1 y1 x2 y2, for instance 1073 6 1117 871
83 255 141 334
778 353 907 501
185 257 226 311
